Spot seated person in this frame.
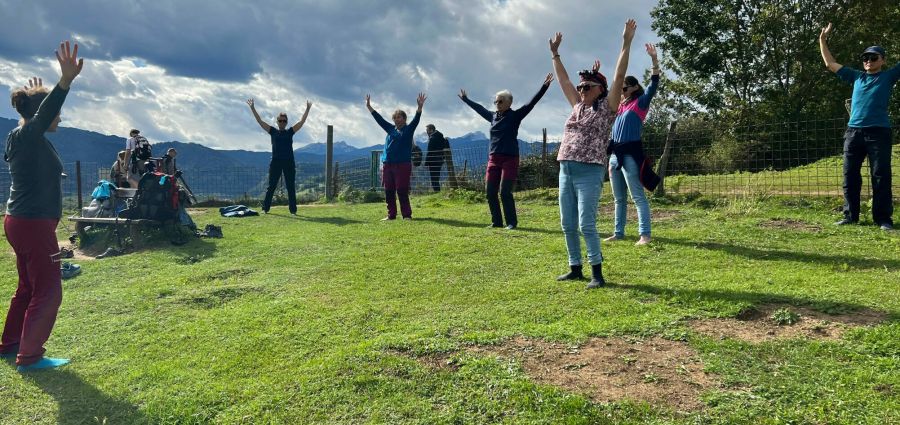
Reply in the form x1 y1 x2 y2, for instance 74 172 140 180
109 150 130 187
161 148 177 175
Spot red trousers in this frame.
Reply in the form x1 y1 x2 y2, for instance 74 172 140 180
382 162 412 219
1 215 62 366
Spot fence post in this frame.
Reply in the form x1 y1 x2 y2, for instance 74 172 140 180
444 148 457 189
654 121 678 197
370 150 380 190
541 128 547 187
325 125 334 201
75 161 83 210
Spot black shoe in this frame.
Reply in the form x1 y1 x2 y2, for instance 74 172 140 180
96 247 123 259
487 224 503 228
834 218 858 225
879 223 894 231
556 265 584 281
586 263 606 289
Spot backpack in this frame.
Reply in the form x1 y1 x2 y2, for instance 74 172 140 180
132 135 152 161
122 172 179 220
411 145 423 166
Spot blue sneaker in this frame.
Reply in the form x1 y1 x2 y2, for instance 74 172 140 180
61 262 81 280
16 357 70 372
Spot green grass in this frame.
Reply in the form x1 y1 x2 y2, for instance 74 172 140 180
670 143 900 196
1 190 898 424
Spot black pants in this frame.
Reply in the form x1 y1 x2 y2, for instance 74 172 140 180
486 179 516 227
427 162 443 192
842 127 893 225
263 159 297 214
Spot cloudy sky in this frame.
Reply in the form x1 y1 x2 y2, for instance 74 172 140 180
0 0 660 151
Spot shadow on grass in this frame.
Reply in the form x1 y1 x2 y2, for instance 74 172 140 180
605 282 896 318
654 236 900 271
415 217 559 234
264 212 365 226
17 368 151 424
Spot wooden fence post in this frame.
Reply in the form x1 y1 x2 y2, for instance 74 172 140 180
325 125 334 201
654 121 678 197
76 161 83 210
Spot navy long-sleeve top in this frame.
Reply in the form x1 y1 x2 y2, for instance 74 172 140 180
5 84 67 219
371 109 421 164
461 83 550 156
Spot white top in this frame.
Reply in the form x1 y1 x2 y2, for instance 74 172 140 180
126 136 138 151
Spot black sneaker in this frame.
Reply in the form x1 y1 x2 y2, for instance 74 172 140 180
834 218 858 225
879 223 894 231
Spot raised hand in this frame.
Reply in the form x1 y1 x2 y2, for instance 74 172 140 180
365 94 371 107
458 89 467 99
542 72 555 86
55 41 84 89
623 19 637 43
549 32 562 54
592 60 602 73
819 23 833 40
247 98 256 108
25 77 43 90
305 100 312 110
645 43 657 58
417 92 427 109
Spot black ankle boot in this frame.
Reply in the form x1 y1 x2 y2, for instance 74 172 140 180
557 265 584 281
587 263 606 289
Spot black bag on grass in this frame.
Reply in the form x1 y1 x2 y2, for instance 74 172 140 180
121 172 179 220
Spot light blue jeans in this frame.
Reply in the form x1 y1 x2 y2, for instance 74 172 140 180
559 161 604 266
609 153 651 237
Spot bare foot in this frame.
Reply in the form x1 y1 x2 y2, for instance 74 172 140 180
635 235 651 245
603 235 623 242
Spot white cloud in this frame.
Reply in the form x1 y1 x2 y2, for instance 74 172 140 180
0 0 662 152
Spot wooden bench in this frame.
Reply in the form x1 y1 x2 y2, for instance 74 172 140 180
68 216 162 243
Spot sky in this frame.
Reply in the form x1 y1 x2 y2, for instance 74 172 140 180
0 0 660 151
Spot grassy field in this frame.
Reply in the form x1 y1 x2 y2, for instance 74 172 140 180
1 190 898 424
668 143 900 196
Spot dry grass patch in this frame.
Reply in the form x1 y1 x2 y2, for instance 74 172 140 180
691 304 889 343
412 336 717 412
758 218 822 232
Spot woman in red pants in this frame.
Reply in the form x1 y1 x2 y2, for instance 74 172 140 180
0 41 84 371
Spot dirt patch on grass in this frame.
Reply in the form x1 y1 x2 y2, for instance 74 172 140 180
411 336 716 411
758 218 822 232
691 304 889 343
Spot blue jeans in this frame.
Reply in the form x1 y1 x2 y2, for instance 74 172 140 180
559 161 604 266
609 153 651 237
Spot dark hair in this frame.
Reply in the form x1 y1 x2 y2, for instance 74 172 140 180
10 87 50 120
392 109 407 120
624 76 645 101
577 69 609 107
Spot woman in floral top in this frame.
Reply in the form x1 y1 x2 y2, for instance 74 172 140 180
549 19 636 289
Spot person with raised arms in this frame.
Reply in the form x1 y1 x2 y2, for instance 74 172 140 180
247 98 312 215
605 42 661 245
366 92 427 220
550 19 636 289
819 23 898 231
459 73 554 230
1 41 84 371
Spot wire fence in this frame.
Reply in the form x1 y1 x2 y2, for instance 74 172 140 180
0 116 896 210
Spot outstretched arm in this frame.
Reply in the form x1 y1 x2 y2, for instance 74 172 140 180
518 73 554 118
458 89 494 122
247 99 272 132
408 92 426 130
366 94 394 133
550 32 579 107
292 100 312 133
608 19 636 111
819 23 843 73
639 43 661 109
27 41 83 135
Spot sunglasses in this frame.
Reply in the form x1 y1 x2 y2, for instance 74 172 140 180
576 83 600 92
277 119 287 123
862 54 881 63
493 99 505 104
